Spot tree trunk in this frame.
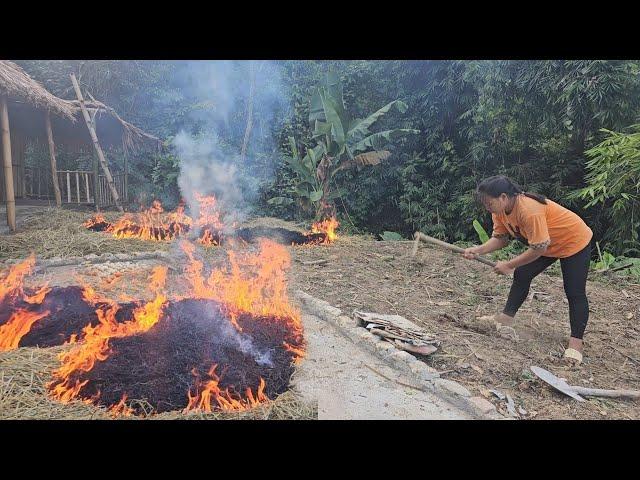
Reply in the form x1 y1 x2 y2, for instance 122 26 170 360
45 111 62 207
70 73 123 212
240 61 257 164
1 96 16 231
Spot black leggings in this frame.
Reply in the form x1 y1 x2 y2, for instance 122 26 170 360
503 243 591 339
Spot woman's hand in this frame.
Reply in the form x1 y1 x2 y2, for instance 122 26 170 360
462 246 483 260
494 260 515 276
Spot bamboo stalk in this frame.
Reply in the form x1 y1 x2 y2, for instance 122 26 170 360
1 95 16 231
66 172 71 203
76 171 80 203
44 112 62 207
70 73 123 212
85 173 90 203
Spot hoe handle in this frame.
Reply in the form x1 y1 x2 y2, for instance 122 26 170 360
412 232 497 268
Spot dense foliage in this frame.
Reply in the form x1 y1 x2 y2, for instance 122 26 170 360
16 60 640 255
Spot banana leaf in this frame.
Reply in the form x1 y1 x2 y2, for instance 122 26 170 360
348 100 409 142
352 129 419 153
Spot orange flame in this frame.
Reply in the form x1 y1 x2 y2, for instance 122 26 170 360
47 238 304 414
180 239 302 331
109 394 134 417
184 365 268 413
84 195 230 245
48 266 168 403
82 213 108 229
311 217 339 244
0 256 52 351
0 310 51 351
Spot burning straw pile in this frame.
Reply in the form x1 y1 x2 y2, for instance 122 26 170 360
0 208 166 262
83 195 339 247
0 239 313 419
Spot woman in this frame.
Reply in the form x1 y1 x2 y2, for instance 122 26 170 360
463 175 593 365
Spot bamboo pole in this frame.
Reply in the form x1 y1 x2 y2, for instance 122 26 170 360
70 73 123 212
66 172 71 203
93 155 99 211
1 96 16 231
44 112 62 207
75 171 80 203
85 173 90 203
123 151 128 204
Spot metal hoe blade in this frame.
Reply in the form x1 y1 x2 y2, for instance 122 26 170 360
530 366 586 402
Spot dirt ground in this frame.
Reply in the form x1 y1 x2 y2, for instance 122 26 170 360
290 234 640 420
2 210 639 419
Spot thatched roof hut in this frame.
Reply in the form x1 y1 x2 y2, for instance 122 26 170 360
0 61 162 154
1 60 163 230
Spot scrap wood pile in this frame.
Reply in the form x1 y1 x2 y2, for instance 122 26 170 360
355 311 440 356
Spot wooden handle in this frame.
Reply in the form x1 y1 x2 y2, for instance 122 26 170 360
413 232 497 268
571 386 640 400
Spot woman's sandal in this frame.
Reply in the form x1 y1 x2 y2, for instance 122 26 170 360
476 315 520 342
563 348 583 366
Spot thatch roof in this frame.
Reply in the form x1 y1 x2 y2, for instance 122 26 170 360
0 61 76 120
0 60 162 154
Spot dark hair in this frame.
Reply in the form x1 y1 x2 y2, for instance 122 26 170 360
476 175 547 205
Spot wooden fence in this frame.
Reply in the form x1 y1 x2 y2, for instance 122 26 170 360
23 166 127 208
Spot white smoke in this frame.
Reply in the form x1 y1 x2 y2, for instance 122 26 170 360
171 60 290 221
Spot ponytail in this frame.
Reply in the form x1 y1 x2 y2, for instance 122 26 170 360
476 175 547 205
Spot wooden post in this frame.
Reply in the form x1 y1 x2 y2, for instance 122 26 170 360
70 73 123 212
93 154 99 212
44 112 62 207
66 172 71 203
123 151 128 205
85 173 90 203
1 96 16 231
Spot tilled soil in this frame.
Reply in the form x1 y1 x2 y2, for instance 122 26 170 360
289 234 640 420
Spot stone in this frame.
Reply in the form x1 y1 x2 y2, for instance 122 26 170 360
468 396 497 414
336 315 355 328
375 341 395 354
388 350 416 369
434 378 472 398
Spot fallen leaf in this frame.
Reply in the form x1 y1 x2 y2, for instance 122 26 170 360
470 364 484 375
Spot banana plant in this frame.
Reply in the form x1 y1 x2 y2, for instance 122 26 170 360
274 72 419 219
310 72 419 218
